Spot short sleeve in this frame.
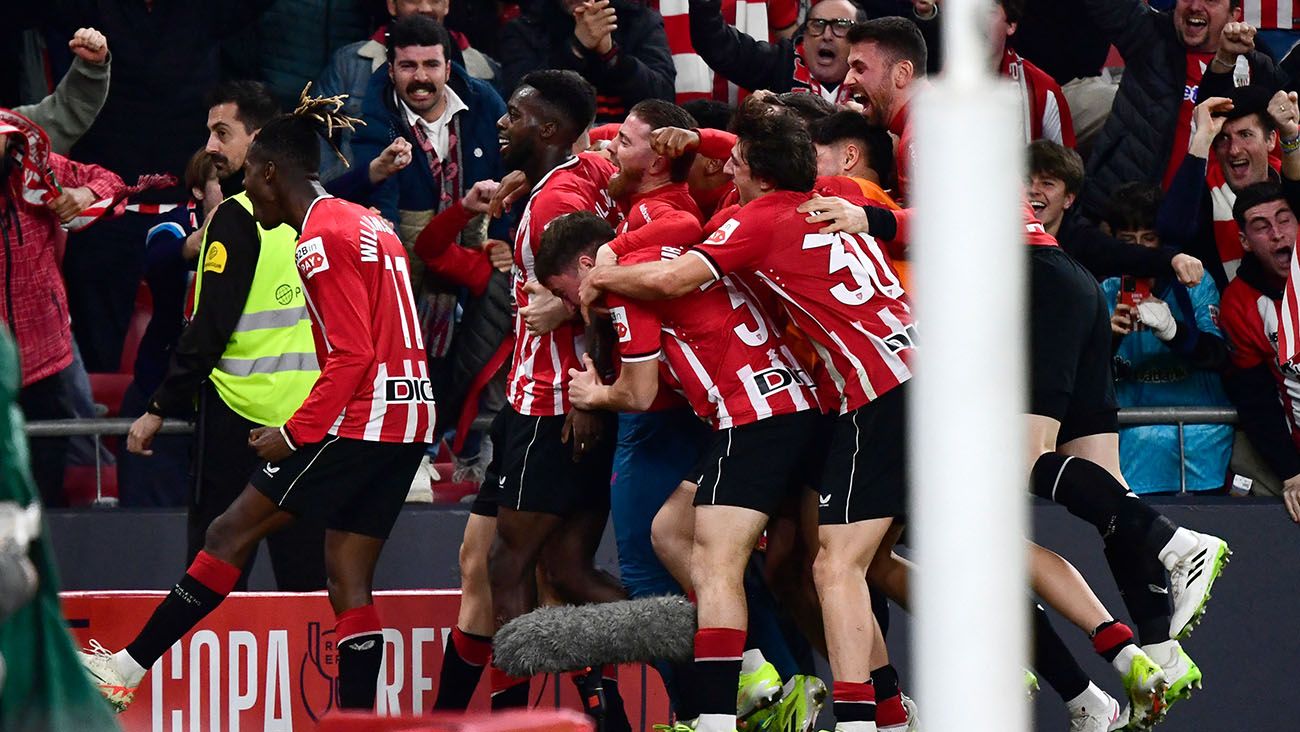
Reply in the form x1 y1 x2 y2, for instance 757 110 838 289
607 293 662 363
689 216 763 282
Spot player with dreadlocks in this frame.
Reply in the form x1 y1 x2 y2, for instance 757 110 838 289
80 89 436 714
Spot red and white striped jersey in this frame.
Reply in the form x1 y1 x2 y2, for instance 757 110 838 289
690 190 915 414
284 196 436 446
1243 1 1297 29
508 153 619 416
611 245 817 428
1223 263 1300 449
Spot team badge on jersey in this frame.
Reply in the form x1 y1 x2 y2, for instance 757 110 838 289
705 219 740 246
295 237 330 280
610 306 631 343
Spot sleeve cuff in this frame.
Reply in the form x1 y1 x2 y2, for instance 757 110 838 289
621 350 662 364
687 248 723 285
280 425 298 452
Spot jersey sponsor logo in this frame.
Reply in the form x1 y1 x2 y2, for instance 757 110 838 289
203 241 228 274
705 219 740 246
384 376 436 403
752 366 802 396
661 246 683 260
295 237 330 280
610 306 631 343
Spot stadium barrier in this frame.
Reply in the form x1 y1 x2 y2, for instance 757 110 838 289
26 407 1241 503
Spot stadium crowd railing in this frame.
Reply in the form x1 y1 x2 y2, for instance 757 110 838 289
25 408 1239 502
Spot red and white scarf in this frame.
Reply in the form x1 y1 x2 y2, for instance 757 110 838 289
791 42 855 106
0 108 175 231
656 0 776 104
1205 162 1247 282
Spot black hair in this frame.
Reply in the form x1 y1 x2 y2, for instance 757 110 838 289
773 92 838 125
1233 181 1291 228
628 99 698 183
535 211 617 282
250 85 366 174
682 99 734 132
386 13 454 64
846 17 928 77
732 104 817 193
204 80 280 133
1104 182 1162 233
803 0 869 26
809 111 896 189
995 0 1025 24
519 69 598 137
1027 139 1085 195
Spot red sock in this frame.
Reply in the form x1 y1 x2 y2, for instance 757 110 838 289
1091 620 1135 663
875 693 906 726
335 605 383 709
490 666 530 709
189 550 241 595
450 626 492 666
832 680 876 724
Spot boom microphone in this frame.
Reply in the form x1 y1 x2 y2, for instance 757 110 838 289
492 596 697 676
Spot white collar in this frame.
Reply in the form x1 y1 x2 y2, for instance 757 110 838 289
401 84 466 135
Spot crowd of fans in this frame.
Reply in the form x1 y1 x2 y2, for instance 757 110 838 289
4 0 1300 516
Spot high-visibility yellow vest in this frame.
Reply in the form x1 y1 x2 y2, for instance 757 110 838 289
193 193 318 426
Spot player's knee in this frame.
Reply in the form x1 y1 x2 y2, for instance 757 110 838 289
459 539 489 585
326 575 371 612
650 511 683 563
812 549 859 591
202 514 244 561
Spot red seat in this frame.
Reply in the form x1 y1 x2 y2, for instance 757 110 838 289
63 464 118 507
88 373 133 418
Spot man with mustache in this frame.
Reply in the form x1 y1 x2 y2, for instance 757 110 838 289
353 13 507 269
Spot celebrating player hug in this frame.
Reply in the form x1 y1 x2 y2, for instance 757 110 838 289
38 5 1272 732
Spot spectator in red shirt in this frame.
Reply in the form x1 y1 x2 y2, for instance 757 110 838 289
0 117 124 506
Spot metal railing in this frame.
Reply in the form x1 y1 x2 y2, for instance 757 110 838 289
24 415 494 506
24 408 1238 501
1116 407 1238 495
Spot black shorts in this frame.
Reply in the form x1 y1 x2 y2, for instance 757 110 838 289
488 407 615 516
251 436 427 539
691 411 822 515
817 384 908 525
470 410 508 518
1028 246 1119 443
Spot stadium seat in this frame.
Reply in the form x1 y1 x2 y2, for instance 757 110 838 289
63 464 118 507
316 710 594 732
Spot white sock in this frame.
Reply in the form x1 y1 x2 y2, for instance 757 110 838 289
113 649 147 687
697 713 737 732
740 648 766 675
1158 528 1200 570
835 722 878 732
1065 681 1110 716
1141 639 1180 666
